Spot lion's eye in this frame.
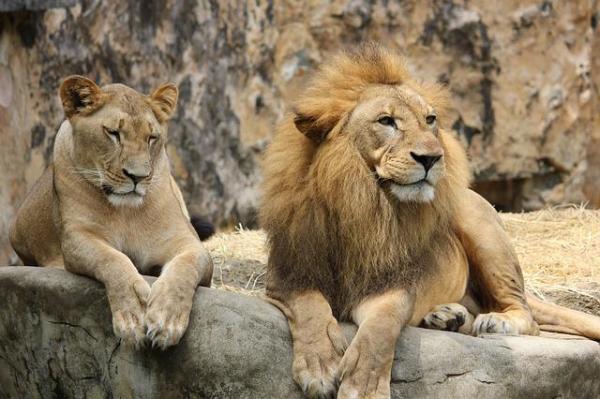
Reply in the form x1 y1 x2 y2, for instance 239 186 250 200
104 127 120 143
148 135 158 145
425 115 437 125
377 116 396 127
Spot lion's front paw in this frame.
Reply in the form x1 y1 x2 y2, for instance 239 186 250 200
473 312 516 335
108 277 151 349
473 311 539 336
421 303 473 333
293 320 347 399
337 336 392 399
293 350 338 399
145 279 195 349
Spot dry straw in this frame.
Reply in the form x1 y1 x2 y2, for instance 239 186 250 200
501 205 600 305
204 207 600 303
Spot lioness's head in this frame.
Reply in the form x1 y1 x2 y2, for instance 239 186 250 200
59 76 178 207
292 44 464 203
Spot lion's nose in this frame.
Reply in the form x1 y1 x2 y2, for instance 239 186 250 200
410 152 442 172
122 168 149 184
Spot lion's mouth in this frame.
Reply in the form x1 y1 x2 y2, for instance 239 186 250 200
102 184 115 195
102 185 144 197
112 191 142 197
103 184 146 207
387 179 436 203
376 176 431 188
394 178 430 187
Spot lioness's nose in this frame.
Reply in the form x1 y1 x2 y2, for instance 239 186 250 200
123 168 149 184
410 152 442 172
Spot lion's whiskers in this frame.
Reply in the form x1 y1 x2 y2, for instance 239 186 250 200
71 167 104 185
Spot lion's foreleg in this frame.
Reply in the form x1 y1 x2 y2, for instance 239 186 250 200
145 242 213 349
62 229 151 347
337 289 415 399
273 290 347 399
457 190 539 336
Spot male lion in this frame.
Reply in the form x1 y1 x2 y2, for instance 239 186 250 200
9 76 213 349
260 44 600 398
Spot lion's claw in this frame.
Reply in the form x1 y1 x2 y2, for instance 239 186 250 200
144 279 194 349
108 277 150 348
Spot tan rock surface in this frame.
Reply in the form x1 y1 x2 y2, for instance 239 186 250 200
1 267 599 398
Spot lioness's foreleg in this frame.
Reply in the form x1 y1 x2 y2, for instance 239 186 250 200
62 230 151 347
270 290 347 399
337 289 414 399
145 242 213 349
456 190 538 336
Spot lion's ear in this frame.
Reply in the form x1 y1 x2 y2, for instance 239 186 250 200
150 83 178 122
293 113 337 143
59 75 105 118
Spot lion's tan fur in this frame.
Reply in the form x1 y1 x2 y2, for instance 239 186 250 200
10 76 212 349
261 44 470 318
261 44 600 398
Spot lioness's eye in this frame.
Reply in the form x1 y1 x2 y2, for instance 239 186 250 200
148 135 158 145
425 115 437 125
104 127 120 143
377 116 396 127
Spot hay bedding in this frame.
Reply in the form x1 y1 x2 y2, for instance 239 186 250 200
204 207 600 315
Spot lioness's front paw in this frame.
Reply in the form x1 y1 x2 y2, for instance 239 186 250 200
337 336 392 399
108 277 151 349
293 320 347 399
145 279 194 349
421 303 473 333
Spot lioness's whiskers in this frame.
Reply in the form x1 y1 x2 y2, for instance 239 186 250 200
12 77 207 353
71 167 104 184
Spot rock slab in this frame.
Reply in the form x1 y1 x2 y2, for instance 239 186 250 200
0 267 599 398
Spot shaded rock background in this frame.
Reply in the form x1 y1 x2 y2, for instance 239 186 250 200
1 0 599 265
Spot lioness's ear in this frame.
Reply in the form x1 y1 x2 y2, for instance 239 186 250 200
293 113 337 143
150 83 178 122
59 75 105 118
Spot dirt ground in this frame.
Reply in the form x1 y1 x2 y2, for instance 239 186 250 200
205 207 600 316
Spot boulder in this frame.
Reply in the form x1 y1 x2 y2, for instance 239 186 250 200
1 266 599 398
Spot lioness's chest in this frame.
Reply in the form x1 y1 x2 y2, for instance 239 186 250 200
98 208 183 272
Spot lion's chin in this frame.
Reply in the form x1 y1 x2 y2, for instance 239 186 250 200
107 192 145 208
389 181 435 203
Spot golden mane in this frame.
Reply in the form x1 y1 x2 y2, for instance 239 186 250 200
293 43 453 141
260 44 470 318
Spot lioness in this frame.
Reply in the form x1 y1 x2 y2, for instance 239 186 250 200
9 76 213 349
260 44 600 398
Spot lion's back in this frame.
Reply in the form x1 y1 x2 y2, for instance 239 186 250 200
10 167 63 266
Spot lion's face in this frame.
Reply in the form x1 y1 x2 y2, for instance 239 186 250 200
69 91 165 207
347 85 445 203
60 76 178 207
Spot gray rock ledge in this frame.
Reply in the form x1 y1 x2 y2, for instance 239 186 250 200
0 267 599 398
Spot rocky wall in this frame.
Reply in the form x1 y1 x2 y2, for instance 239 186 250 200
1 0 599 264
